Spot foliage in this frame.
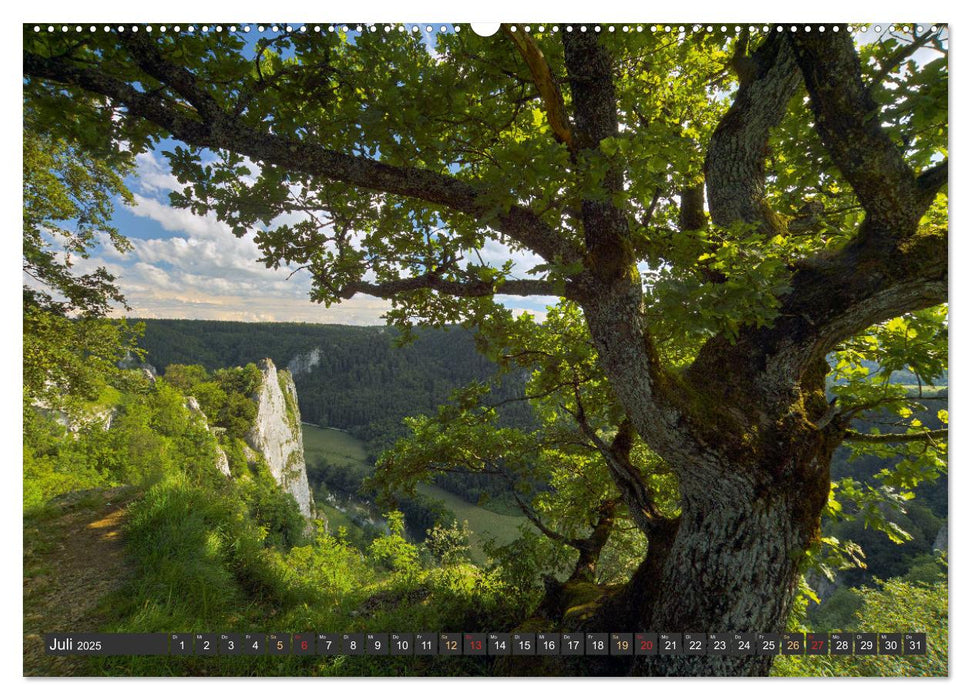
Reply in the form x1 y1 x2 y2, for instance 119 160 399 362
22 117 132 318
310 456 368 499
775 578 948 677
23 408 113 510
829 306 948 504
23 371 220 511
284 530 369 608
161 363 262 439
24 308 142 411
23 105 143 414
424 519 473 566
484 528 573 611
23 23 949 673
373 301 670 584
368 511 421 577
807 587 865 632
239 462 308 549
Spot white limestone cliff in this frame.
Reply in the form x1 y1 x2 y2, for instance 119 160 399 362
287 346 322 377
184 396 232 477
246 359 315 519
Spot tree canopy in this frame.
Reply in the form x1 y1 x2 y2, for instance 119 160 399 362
23 22 948 676
23 99 142 407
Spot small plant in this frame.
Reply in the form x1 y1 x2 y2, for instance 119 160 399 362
424 519 473 566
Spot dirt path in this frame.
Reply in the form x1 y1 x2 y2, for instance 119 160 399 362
23 486 139 676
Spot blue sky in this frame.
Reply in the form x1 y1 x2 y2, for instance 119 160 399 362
59 24 558 325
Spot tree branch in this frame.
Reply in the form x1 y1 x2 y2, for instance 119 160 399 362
705 30 802 233
482 454 608 557
118 33 225 120
569 390 665 537
679 181 707 232
688 238 946 421
788 28 927 232
23 46 582 269
866 26 938 94
844 428 947 444
561 28 630 280
511 491 589 551
916 159 949 208
338 275 564 300
502 25 575 150
557 31 701 470
688 29 948 415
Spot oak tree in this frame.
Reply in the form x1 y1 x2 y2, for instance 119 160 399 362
23 23 948 675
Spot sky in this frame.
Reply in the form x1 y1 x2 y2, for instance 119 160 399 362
87 143 557 323
92 147 396 324
56 23 561 325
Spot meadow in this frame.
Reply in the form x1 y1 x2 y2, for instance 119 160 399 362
301 424 529 562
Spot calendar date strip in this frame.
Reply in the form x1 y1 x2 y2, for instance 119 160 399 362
44 631 927 657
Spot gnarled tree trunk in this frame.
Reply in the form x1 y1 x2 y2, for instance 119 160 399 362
581 352 842 676
641 448 835 676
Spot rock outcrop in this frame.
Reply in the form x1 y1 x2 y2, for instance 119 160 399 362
184 396 231 477
287 346 321 378
246 359 315 519
33 396 115 434
118 351 157 377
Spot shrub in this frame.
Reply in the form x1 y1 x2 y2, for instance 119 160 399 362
774 578 948 677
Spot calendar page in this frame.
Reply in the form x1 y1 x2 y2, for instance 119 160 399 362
22 18 948 680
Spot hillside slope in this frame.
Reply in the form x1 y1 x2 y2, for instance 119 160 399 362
23 487 139 675
135 319 530 447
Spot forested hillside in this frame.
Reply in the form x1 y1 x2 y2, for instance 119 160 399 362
136 319 529 446
137 319 534 512
137 318 949 610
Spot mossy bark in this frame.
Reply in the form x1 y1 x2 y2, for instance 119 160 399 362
638 447 833 676
553 304 845 675
575 430 837 676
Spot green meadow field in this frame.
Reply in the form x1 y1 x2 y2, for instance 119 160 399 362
301 424 528 561
301 424 370 468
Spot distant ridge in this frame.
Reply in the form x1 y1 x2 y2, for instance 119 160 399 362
133 318 530 448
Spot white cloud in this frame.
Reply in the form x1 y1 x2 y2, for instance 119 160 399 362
108 285 391 324
134 151 184 193
238 155 262 186
130 261 178 291
101 186 396 322
104 151 558 325
126 193 231 241
479 237 547 278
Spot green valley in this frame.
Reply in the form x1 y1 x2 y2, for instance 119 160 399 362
301 423 530 563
